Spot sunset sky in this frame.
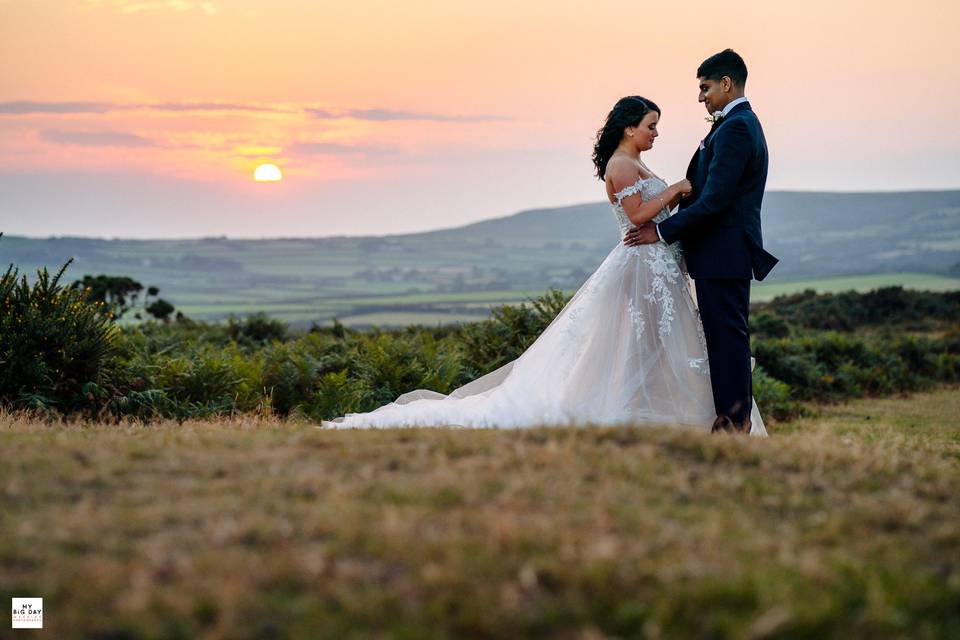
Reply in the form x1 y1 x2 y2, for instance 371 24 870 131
1 0 957 238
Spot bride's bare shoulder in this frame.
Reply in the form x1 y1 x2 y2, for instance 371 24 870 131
605 156 642 193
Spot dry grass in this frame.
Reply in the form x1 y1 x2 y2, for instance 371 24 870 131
2 390 959 639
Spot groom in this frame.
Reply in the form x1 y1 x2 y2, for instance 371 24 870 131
625 48 778 433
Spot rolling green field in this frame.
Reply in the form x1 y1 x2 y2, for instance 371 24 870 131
4 189 959 326
750 272 960 301
208 272 960 327
2 388 958 638
159 272 960 328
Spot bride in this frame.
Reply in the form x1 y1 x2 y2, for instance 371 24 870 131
324 96 766 436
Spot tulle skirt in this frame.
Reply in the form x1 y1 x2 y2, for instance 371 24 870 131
323 241 767 436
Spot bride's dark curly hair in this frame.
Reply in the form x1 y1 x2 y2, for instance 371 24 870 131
591 96 660 180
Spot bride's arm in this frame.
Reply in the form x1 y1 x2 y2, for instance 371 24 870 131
623 181 690 224
666 191 683 211
607 162 688 225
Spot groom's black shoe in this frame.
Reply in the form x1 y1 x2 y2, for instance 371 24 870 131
711 415 751 434
735 417 752 435
711 415 734 434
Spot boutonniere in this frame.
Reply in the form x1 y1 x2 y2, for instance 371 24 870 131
704 111 724 125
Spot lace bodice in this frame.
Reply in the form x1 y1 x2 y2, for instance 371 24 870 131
611 176 672 236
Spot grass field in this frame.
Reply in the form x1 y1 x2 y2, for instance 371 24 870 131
168 272 960 328
751 272 960 302
2 389 959 638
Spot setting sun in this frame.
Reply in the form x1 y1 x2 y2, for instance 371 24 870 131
254 164 283 182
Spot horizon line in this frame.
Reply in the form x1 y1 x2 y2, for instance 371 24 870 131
3 187 959 243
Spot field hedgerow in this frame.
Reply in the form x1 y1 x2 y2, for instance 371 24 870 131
1 255 958 424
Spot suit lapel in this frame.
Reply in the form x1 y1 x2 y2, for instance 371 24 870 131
685 150 699 180
680 149 701 212
686 103 752 206
704 101 751 147
703 102 751 147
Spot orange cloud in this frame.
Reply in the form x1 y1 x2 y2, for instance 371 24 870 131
87 0 217 16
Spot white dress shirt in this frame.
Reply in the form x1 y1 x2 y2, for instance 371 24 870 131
653 96 749 242
719 96 749 117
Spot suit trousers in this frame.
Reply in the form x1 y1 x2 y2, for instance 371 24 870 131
694 278 753 425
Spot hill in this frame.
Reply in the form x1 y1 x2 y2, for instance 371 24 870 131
2 190 959 325
422 190 960 275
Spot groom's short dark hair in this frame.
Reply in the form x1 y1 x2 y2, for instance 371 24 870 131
698 49 748 87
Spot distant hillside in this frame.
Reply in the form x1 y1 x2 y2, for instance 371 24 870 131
420 190 960 277
2 190 959 325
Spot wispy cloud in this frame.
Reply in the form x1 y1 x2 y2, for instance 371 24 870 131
88 1 217 15
232 146 284 157
0 100 287 115
0 101 115 114
287 142 376 156
147 101 285 113
306 107 509 123
40 129 156 148
2 101 506 122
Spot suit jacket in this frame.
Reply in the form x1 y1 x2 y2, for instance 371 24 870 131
656 101 778 281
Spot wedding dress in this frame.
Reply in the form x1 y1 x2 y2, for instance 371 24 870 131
325 176 767 436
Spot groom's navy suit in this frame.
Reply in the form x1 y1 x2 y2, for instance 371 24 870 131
656 100 778 426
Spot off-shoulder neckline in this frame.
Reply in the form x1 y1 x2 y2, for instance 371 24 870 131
611 175 665 205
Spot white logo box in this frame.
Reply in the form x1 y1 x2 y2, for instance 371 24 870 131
11 598 43 629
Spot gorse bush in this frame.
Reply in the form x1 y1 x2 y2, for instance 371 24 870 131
457 288 569 376
227 312 288 346
0 259 118 413
757 286 960 332
754 330 960 403
751 366 803 421
2 261 957 425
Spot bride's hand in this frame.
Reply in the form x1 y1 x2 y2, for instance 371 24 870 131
671 179 693 198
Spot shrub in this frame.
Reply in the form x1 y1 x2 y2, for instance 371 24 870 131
261 343 320 416
753 367 804 421
752 331 955 403
306 369 370 420
456 288 569 376
4 259 959 425
145 298 176 322
339 331 464 413
228 312 288 346
750 311 790 339
0 259 119 413
759 286 960 332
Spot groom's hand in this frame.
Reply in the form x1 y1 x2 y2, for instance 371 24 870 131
623 223 660 246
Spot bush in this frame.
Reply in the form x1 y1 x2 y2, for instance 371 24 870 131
228 312 288 346
0 259 119 413
751 331 956 403
4 258 959 425
150 345 263 416
456 288 569 376
759 286 960 332
750 311 790 339
145 298 176 322
261 342 320 416
753 367 804 421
